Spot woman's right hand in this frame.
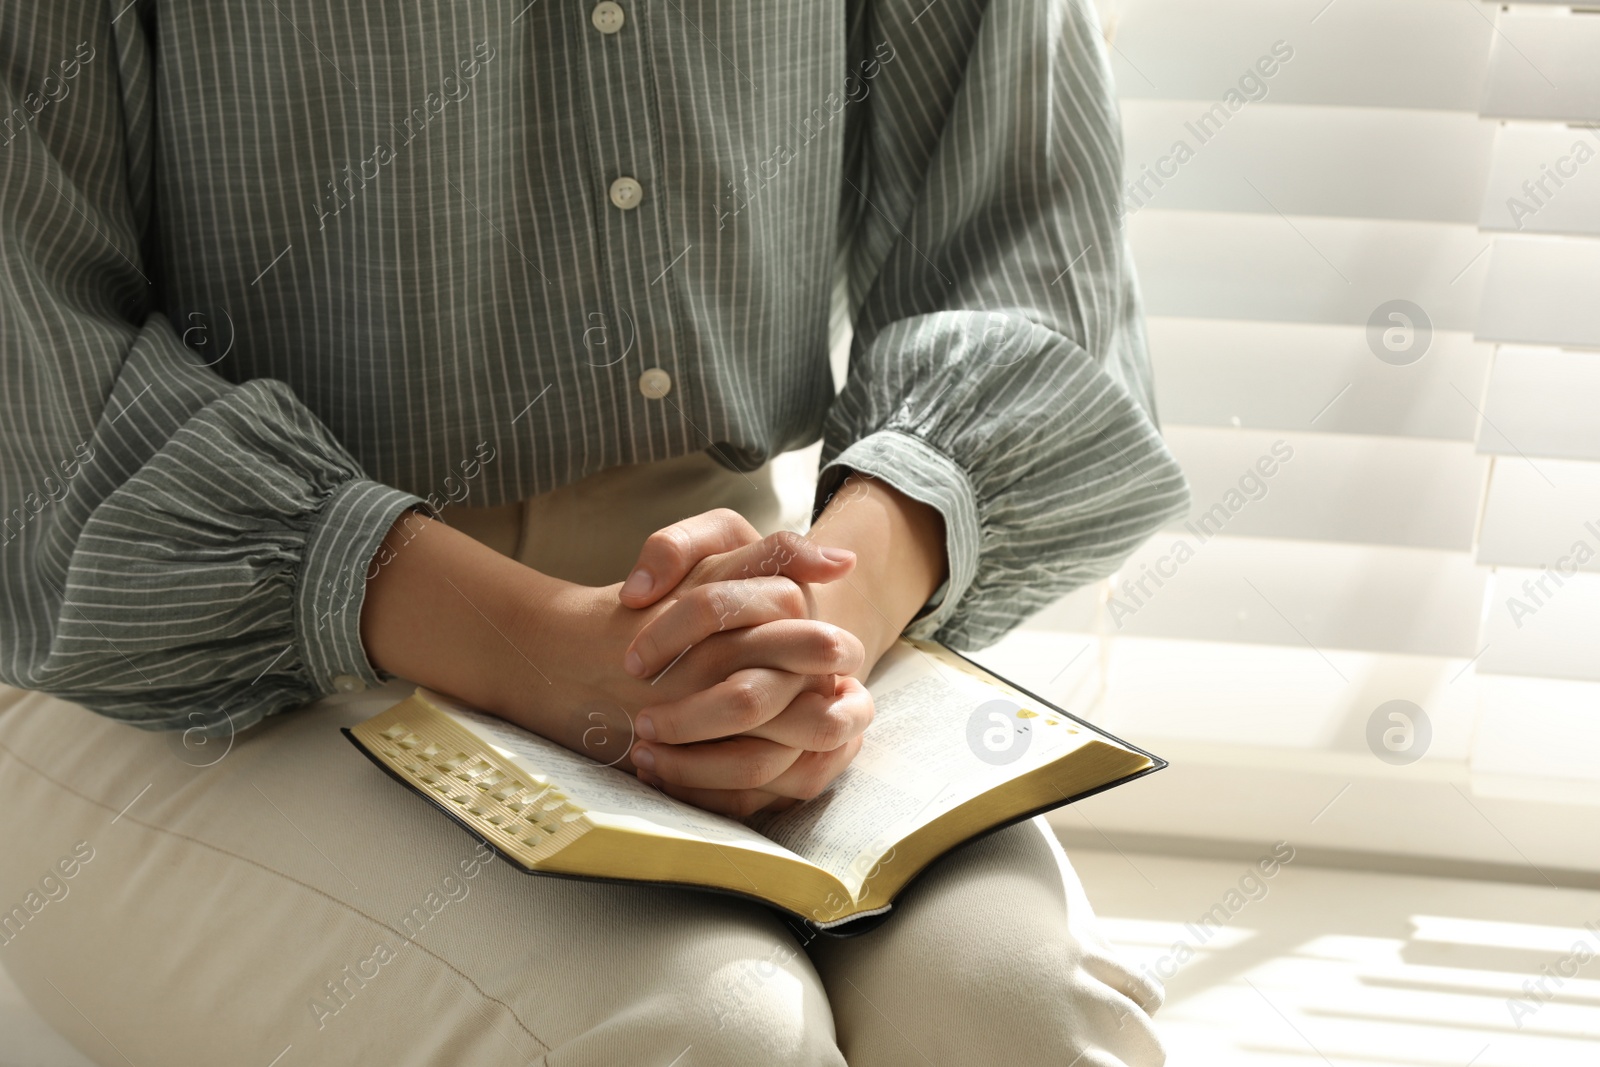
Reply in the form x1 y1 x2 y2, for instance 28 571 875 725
359 510 865 795
494 570 866 777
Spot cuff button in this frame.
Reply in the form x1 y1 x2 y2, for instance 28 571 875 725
332 673 367 693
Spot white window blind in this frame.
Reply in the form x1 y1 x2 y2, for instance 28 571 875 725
964 0 1600 874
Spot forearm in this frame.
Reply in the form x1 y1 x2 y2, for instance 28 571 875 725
361 510 868 784
807 473 948 672
359 511 569 735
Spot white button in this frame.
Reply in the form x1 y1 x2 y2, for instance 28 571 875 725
637 367 672 399
331 673 366 693
591 1 625 34
609 176 643 210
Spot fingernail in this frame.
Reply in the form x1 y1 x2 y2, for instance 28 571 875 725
632 745 655 772
621 568 654 598
624 650 645 677
635 713 657 741
820 547 855 563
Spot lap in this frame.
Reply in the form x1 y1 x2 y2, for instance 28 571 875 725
807 817 1166 1067
0 684 842 1067
1 683 1166 1067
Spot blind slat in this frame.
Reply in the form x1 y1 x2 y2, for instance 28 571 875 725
1122 102 1492 222
1110 0 1493 112
1477 456 1600 573
1477 236 1600 349
1481 10 1600 123
1479 123 1600 239
1149 317 1490 441
1094 535 1488 658
1480 568 1600 682
1479 346 1600 462
1163 427 1488 551
1130 211 1490 328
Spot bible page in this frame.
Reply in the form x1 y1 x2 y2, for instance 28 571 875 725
438 699 804 861
745 639 1102 895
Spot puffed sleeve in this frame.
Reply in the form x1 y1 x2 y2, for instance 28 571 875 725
818 0 1191 649
0 2 425 733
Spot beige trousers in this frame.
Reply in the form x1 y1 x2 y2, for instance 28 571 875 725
0 450 1165 1067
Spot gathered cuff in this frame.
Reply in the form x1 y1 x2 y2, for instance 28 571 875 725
296 479 429 697
815 429 983 642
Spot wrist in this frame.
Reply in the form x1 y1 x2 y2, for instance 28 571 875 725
360 513 565 719
807 472 947 673
810 580 898 673
477 569 580 721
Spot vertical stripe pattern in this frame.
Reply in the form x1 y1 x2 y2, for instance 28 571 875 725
0 0 1189 731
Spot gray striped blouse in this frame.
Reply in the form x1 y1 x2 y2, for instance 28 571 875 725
0 0 1189 734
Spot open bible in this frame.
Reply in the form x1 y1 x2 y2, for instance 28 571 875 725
345 637 1163 934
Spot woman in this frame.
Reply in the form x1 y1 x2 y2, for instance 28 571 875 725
0 0 1188 1063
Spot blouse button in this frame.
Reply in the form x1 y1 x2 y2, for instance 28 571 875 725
609 176 643 210
331 673 366 694
637 368 672 399
591 2 625 34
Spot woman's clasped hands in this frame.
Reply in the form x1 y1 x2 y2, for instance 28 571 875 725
362 495 905 820
610 509 877 817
